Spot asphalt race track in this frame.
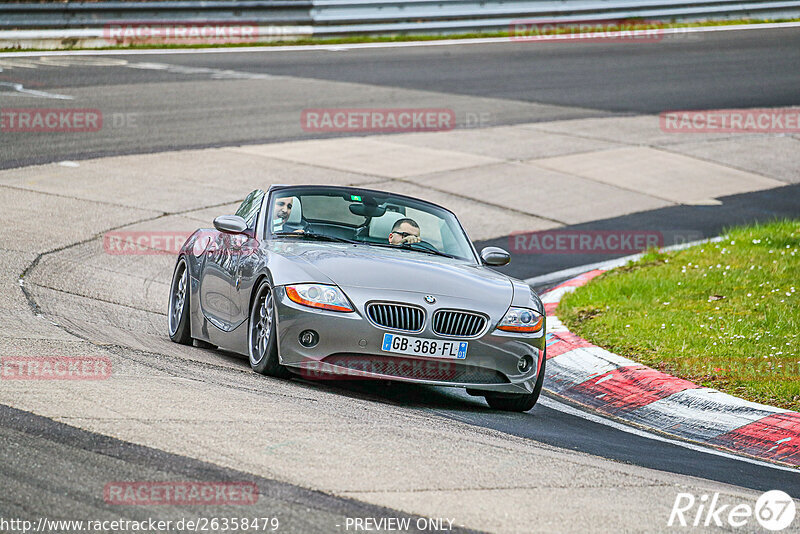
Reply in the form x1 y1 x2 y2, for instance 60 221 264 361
1 404 463 534
2 27 800 168
1 25 799 533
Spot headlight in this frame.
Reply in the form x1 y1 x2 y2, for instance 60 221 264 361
285 284 353 312
496 307 544 333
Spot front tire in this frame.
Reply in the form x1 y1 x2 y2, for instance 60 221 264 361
248 279 290 378
168 257 192 345
485 353 546 412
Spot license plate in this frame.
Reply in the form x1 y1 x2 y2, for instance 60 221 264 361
381 333 467 359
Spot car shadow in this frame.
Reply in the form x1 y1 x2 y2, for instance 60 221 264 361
208 346 536 415
293 375 513 413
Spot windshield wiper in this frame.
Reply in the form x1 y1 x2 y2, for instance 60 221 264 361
367 241 457 259
275 233 458 258
273 232 356 244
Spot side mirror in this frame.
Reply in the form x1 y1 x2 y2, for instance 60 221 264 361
480 247 511 266
213 215 248 234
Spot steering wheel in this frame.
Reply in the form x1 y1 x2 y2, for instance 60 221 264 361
407 240 439 253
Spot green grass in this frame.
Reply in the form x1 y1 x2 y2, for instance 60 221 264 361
2 18 798 52
557 220 800 411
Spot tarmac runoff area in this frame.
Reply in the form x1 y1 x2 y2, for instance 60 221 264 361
1 114 799 532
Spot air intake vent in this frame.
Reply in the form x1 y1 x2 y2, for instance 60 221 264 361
367 303 424 332
432 310 486 337
323 354 509 384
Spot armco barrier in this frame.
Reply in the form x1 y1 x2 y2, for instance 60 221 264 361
1 0 800 49
0 2 313 29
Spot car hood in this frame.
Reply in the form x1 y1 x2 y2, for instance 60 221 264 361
272 241 514 309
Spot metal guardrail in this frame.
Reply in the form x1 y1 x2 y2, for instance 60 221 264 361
311 0 800 23
1 0 799 44
310 0 800 35
0 2 313 29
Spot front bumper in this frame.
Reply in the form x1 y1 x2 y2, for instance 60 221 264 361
272 287 545 395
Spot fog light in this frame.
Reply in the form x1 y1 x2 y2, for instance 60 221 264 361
299 330 319 348
517 355 533 373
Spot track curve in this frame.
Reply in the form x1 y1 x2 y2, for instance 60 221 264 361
2 27 799 532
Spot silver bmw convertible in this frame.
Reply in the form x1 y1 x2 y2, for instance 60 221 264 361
168 185 546 411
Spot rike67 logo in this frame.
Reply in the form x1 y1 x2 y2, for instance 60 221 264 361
669 490 796 531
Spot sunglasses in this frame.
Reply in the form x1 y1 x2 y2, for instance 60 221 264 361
392 231 418 238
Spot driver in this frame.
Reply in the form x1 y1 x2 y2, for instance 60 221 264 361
388 218 421 245
273 195 305 233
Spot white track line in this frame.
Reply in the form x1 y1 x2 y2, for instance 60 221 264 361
1 21 800 58
0 81 74 99
539 396 799 472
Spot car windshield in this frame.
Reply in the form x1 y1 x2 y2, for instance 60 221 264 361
267 187 476 262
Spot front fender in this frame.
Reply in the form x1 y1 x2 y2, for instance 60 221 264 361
261 244 336 287
179 228 217 281
510 279 544 314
